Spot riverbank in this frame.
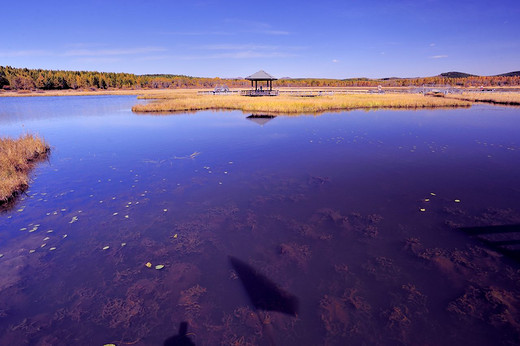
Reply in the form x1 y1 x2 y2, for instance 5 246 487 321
0 134 50 206
445 92 520 106
132 92 472 114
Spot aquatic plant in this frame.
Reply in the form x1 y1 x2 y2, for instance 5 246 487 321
132 91 472 114
0 134 49 205
445 92 520 105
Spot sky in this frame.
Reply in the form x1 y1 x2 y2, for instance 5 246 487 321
1 0 519 79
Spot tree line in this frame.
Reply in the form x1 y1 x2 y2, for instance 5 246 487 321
1 66 519 91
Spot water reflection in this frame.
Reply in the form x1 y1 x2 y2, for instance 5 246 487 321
246 114 277 126
0 97 519 345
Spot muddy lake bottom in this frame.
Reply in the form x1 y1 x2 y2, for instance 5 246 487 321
1 96 520 345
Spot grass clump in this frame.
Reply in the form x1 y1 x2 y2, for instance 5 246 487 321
132 91 471 114
445 92 520 105
0 134 49 205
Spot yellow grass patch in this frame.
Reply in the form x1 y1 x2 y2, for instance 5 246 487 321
132 92 471 114
0 134 49 204
445 92 520 105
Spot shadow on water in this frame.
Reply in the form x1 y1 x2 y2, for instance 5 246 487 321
246 114 277 126
459 224 520 261
229 256 299 316
164 322 195 346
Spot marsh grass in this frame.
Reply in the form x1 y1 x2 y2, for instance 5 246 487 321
445 92 520 105
132 92 471 114
0 134 50 205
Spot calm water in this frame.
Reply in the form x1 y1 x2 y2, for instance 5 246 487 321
1 96 520 345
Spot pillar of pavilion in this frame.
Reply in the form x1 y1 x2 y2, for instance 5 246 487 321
243 70 279 96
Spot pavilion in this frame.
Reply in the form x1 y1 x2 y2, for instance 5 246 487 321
241 70 279 96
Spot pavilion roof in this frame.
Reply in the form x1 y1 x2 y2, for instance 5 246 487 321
245 70 277 81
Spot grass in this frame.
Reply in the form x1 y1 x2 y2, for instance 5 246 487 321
445 92 520 106
132 91 471 114
0 134 50 205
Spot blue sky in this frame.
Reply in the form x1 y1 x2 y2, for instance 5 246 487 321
1 0 519 78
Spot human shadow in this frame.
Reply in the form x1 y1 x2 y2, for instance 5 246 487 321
164 321 195 346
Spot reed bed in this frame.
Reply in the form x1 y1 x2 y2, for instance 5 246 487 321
445 92 520 106
132 93 471 114
0 134 49 204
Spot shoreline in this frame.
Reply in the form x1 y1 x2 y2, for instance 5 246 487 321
0 134 50 208
131 92 472 115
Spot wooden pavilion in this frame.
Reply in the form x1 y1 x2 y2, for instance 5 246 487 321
241 70 279 96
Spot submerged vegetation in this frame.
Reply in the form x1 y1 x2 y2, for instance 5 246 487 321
132 92 471 114
0 134 49 205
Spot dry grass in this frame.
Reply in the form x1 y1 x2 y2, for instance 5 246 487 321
0 134 49 204
132 92 471 114
445 92 520 105
0 89 151 98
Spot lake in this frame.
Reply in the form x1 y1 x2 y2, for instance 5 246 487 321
1 95 520 345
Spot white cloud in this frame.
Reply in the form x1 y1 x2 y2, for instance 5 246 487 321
430 55 448 59
332 59 339 63
0 49 52 57
199 44 281 51
64 47 167 57
429 43 436 47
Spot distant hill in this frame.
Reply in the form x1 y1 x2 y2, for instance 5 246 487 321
439 71 476 78
497 71 520 77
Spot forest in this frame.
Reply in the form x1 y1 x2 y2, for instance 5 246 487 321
1 66 519 91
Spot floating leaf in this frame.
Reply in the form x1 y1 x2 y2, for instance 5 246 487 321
47 230 54 233
424 198 430 202
43 237 50 241
49 247 56 251
112 212 118 216
0 254 3 258
454 199 461 203
121 243 127 247
155 264 165 270
173 234 178 239
69 216 78 224
430 192 436 196
103 344 116 346
29 250 35 254
102 246 110 250
145 262 152 268
163 209 168 212
420 208 426 212
41 243 47 248
63 234 68 238
124 215 129 219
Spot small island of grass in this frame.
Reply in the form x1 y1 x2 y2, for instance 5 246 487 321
132 91 472 115
0 134 50 206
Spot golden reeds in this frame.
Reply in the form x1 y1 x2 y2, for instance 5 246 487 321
132 92 471 114
445 92 520 105
0 134 49 204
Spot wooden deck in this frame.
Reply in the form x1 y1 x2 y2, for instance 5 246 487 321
240 90 279 97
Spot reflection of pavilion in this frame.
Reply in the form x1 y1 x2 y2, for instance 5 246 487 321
246 114 276 126
241 70 279 96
